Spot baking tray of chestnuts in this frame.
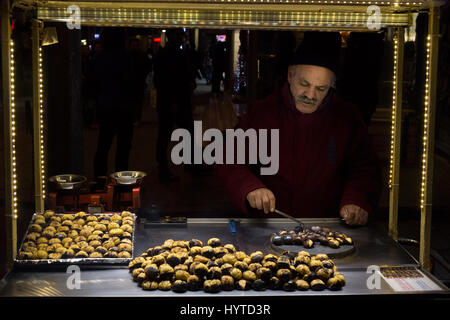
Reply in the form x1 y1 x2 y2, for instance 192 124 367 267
128 238 346 293
14 210 136 268
270 226 355 258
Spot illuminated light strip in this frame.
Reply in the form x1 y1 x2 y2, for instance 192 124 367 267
420 35 431 209
38 46 46 201
388 35 399 189
9 40 18 220
38 7 410 28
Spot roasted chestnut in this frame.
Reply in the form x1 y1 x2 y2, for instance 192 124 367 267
75 251 88 258
189 239 203 247
294 255 311 266
118 251 131 258
145 264 159 280
220 263 233 275
235 279 251 291
189 246 202 256
316 268 333 281
251 279 266 291
292 235 303 245
223 244 236 253
234 261 248 272
322 260 334 269
328 239 340 248
207 266 222 280
151 254 166 266
222 254 237 265
229 267 243 280
295 264 311 277
191 262 208 279
187 275 202 291
310 279 326 291
235 251 248 261
281 234 293 245
142 281 159 291
250 251 264 264
327 277 343 290
214 247 228 258
207 238 221 247
334 273 346 286
297 251 311 257
256 267 272 281
159 263 174 280
166 253 181 267
309 259 323 271
303 239 314 248
175 270 190 282
344 237 353 245
172 280 188 293
266 276 281 290
221 275 235 291
295 279 310 291
262 261 277 272
201 246 215 259
276 269 291 283
272 235 283 246
282 280 296 292
242 270 257 282
248 263 262 272
204 279 221 293
158 280 172 291
303 272 317 283
276 255 291 269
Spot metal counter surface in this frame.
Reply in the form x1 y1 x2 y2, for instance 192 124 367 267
0 218 448 298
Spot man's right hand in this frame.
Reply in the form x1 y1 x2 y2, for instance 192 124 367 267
246 188 276 214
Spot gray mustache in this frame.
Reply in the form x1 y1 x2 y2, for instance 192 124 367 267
296 95 317 106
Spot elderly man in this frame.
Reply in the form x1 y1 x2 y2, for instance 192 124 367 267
216 32 381 225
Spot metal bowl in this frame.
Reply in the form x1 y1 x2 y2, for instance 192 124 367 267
49 174 87 190
110 171 147 186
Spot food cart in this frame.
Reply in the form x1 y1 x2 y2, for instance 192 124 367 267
1 0 448 309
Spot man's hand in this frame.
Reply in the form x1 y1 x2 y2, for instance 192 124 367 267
246 188 276 214
340 204 368 225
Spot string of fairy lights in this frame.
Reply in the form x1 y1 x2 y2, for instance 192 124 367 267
389 35 399 189
420 35 431 210
10 40 18 220
38 46 46 203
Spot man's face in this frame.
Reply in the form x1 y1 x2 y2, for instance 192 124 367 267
287 65 335 114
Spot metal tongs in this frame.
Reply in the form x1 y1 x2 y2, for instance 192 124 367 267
274 209 306 230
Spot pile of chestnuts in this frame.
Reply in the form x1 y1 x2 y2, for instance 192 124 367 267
17 210 134 260
272 226 353 249
128 238 346 293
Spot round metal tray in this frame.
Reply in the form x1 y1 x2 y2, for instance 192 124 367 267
110 171 147 186
49 174 87 190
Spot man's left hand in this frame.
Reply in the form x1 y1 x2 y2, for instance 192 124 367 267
340 204 368 226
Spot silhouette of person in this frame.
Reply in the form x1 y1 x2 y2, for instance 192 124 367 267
92 28 139 181
128 37 151 124
338 32 384 125
210 36 227 94
153 28 197 182
274 31 297 89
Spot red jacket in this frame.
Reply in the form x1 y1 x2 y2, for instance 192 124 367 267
216 83 381 218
